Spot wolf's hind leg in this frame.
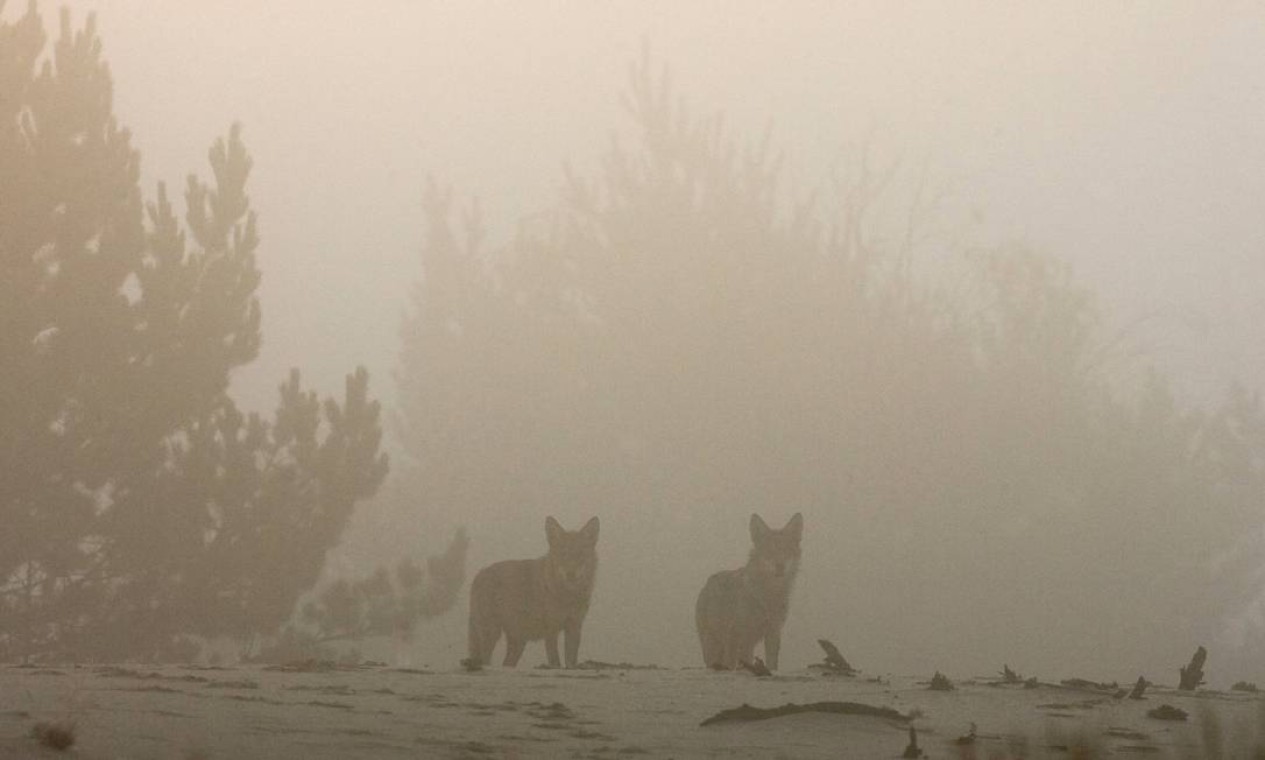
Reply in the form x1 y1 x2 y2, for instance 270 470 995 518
764 629 781 671
468 613 497 667
717 636 736 670
468 611 499 666
503 636 527 667
544 632 561 668
726 635 753 670
476 626 500 667
698 627 720 668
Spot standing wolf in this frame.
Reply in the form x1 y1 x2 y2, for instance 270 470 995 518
467 516 600 668
696 513 803 671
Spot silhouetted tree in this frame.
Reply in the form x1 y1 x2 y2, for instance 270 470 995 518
395 53 967 526
0 6 387 661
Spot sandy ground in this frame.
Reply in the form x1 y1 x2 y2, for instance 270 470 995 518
2 662 1262 759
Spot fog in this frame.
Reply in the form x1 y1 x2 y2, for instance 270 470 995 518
13 1 1265 684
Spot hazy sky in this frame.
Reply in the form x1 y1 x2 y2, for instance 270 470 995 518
43 1 1265 413
25 1 1265 676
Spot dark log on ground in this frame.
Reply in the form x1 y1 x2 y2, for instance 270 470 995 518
741 658 772 677
1147 704 1188 721
577 660 666 671
700 700 910 727
1060 678 1119 692
263 659 343 673
1178 646 1206 691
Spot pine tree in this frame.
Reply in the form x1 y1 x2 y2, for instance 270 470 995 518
1 5 151 658
0 5 388 661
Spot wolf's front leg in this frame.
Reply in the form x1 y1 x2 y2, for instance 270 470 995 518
563 621 583 668
764 628 781 671
544 632 561 668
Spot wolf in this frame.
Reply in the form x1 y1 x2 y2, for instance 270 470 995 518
467 516 600 668
695 512 803 671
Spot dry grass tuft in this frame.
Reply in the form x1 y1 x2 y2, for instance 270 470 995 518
30 720 76 751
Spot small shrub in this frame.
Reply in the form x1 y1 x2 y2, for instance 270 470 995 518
929 671 955 691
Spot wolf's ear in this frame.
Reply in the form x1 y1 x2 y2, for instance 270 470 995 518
579 516 600 546
750 513 771 544
545 516 564 547
785 512 804 543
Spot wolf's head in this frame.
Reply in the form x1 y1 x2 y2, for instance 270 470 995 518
544 516 600 596
747 513 803 585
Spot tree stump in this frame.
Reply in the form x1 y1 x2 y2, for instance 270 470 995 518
902 725 924 758
816 638 857 675
1178 646 1206 691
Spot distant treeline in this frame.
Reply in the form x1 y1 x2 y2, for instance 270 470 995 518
393 52 1265 671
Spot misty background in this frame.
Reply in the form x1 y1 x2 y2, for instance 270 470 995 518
9 2 1265 682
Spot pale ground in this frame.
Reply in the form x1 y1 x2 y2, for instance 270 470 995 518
2 662 1262 759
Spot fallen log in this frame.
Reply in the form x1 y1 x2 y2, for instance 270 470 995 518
1147 704 1188 722
700 700 910 727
